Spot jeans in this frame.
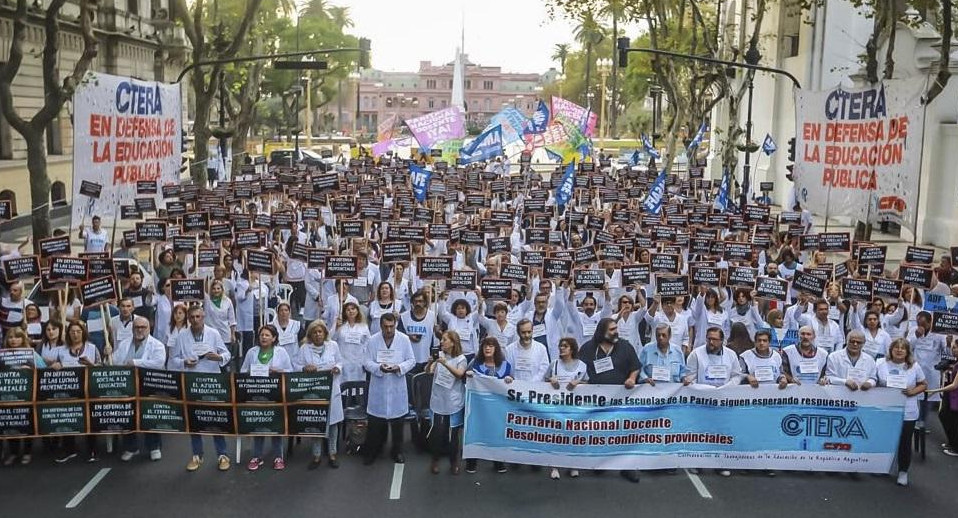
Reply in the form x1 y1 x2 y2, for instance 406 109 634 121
123 433 161 452
252 437 283 459
310 422 340 456
190 434 227 457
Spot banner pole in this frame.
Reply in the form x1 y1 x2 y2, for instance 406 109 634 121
912 102 930 246
823 184 832 233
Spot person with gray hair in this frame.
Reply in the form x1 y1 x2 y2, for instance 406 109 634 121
115 316 168 462
639 323 686 384
824 330 877 390
781 326 828 385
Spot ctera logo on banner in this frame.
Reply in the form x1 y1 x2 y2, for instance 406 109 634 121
459 125 504 164
793 80 925 230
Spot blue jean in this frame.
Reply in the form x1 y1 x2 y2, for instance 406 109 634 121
310 422 340 456
252 436 283 459
190 434 227 457
123 433 161 452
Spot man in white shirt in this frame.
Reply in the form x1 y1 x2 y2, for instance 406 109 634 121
79 215 110 253
504 320 550 382
109 298 137 357
116 317 167 462
825 330 877 390
684 327 743 388
645 296 692 354
799 299 843 353
362 313 416 465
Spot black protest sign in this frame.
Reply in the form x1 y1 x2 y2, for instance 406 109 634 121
417 256 453 281
253 213 273 230
37 368 86 401
542 258 572 280
449 270 477 291
386 226 427 244
0 200 10 220
338 220 365 238
857 262 884 277
760 181 774 192
573 269 605 290
301 207 320 222
488 210 513 228
246 250 275 275
232 215 252 231
139 369 183 399
382 242 412 264
138 399 186 432
573 246 598 267
135 221 167 243
899 265 933 289
857 245 887 265
650 253 679 274
87 258 115 280
307 249 331 270
272 212 295 230
905 246 936 265
119 205 140 220
285 372 333 403
161 184 181 199
0 361 34 400
657 275 690 297
599 243 625 263
79 180 102 198
37 402 86 435
236 405 286 435
187 404 236 435
197 248 221 269
235 230 265 250
49 257 88 284
500 263 530 283
799 234 820 251
651 226 677 243
873 277 903 300
841 278 873 302
2 255 40 282
182 212 210 234
136 180 158 195
80 276 117 308
209 223 233 242
724 242 754 262
621 264 651 286
166 201 188 218
134 197 157 213
87 367 136 399
755 276 789 301
933 312 958 335
792 270 827 297
324 255 358 279
234 374 283 403
833 261 851 280
804 267 833 282
524 197 547 214
171 279 205 303
743 205 770 224
727 266 758 288
480 278 512 300
38 235 71 258
487 236 511 255
287 404 329 436
428 224 451 240
818 232 851 252
311 172 340 193
525 228 548 245
0 404 34 436
184 372 233 404
520 250 545 268
691 267 722 287
779 212 802 224
172 235 197 254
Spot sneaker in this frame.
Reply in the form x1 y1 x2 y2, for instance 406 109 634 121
150 449 162 462
120 450 139 462
20 454 31 465
273 457 285 471
896 471 908 486
86 454 99 463
550 468 560 480
718 469 731 477
570 470 579 478
495 462 508 473
247 457 264 471
186 455 202 472
217 455 231 471
767 471 777 477
3 455 16 466
465 460 478 474
55 452 77 464
944 448 958 457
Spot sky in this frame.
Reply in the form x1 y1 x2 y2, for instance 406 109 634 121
328 0 634 75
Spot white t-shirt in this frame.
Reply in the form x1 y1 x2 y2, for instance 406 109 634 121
876 359 926 421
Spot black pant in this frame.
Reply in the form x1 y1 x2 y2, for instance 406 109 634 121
939 401 958 449
365 415 404 461
898 420 916 472
428 414 461 465
288 280 306 316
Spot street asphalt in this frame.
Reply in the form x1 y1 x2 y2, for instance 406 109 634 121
3 417 957 517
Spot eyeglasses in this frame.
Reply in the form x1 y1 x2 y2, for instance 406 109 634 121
848 340 864 345
133 325 149 330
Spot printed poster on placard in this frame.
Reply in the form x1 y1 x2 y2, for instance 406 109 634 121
793 80 924 229
71 72 182 230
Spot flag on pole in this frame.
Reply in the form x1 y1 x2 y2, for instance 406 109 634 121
630 149 641 166
459 125 503 164
642 169 667 214
545 148 563 163
762 133 777 156
526 100 550 134
641 134 661 160
555 160 576 207
713 168 731 212
686 121 708 158
410 164 432 203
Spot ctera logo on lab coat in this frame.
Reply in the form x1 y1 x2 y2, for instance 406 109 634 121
780 414 868 439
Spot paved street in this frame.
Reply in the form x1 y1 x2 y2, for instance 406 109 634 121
4 415 957 517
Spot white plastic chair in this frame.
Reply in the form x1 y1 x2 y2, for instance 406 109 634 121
264 308 278 327
276 283 294 304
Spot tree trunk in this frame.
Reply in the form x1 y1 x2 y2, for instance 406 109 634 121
584 43 593 107
24 129 50 247
191 92 213 185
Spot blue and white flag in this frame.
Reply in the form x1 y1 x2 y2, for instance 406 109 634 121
641 134 661 160
555 161 576 207
486 108 529 145
629 149 641 166
686 121 708 158
526 100 550 134
713 168 731 212
410 164 432 203
762 133 777 156
642 169 667 214
545 148 564 163
459 125 504 165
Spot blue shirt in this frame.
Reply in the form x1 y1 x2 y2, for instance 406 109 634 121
469 360 513 379
638 342 687 382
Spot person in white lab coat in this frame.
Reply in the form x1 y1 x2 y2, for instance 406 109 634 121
824 330 877 390
296 320 344 469
362 313 416 465
170 306 232 472
241 324 293 472
426 331 468 475
116 317 167 462
876 338 927 486
203 280 237 365
504 320 550 382
273 302 303 366
334 301 371 382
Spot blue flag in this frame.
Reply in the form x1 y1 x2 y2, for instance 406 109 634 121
629 150 641 166
410 164 432 203
641 134 661 160
642 169 667 214
762 133 777 156
555 161 576 207
459 125 504 164
526 100 550 134
545 148 563 163
713 168 731 212
686 122 708 158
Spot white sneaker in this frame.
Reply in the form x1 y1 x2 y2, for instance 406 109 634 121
105 437 114 454
550 468 560 480
896 471 908 486
718 469 732 477
120 450 138 462
150 449 162 461
570 470 580 478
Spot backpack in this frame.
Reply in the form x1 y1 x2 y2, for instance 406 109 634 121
344 418 367 455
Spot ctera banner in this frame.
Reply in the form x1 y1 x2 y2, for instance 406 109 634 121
463 377 904 472
793 80 925 230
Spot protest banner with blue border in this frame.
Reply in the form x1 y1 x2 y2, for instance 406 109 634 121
464 377 904 472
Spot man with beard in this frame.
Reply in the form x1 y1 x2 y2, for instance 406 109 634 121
579 317 641 483
398 290 438 371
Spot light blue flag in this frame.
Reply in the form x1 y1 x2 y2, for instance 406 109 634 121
762 133 777 156
555 161 576 207
686 121 708 158
642 169 667 214
486 108 529 145
713 168 731 212
459 125 504 164
410 164 432 203
641 134 661 160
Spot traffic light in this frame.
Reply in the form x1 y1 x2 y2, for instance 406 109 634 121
181 129 188 153
787 137 796 162
359 37 371 69
617 37 630 68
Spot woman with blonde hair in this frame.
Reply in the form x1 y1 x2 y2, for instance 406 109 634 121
1 326 45 465
426 331 468 475
333 301 370 382
876 338 926 486
296 319 344 469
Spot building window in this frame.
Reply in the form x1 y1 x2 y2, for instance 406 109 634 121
371 97 378 109
465 80 471 90
51 181 67 207
127 0 139 15
448 80 453 89
781 0 801 58
441 100 448 109
428 98 435 109
46 116 63 155
0 190 15 217
483 80 493 90
426 79 436 89
484 98 491 111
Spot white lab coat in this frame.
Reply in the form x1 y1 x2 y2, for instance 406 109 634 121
240 346 293 374
295 340 344 425
113 335 167 370
504 341 550 382
169 325 231 373
363 331 416 419
686 345 744 387
333 321 370 382
825 349 878 386
274 319 302 364
203 297 237 344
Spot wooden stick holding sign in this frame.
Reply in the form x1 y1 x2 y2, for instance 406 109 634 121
101 303 112 366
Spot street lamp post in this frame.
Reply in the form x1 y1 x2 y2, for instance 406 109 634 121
596 58 612 148
740 46 761 211
648 81 662 172
349 68 361 137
